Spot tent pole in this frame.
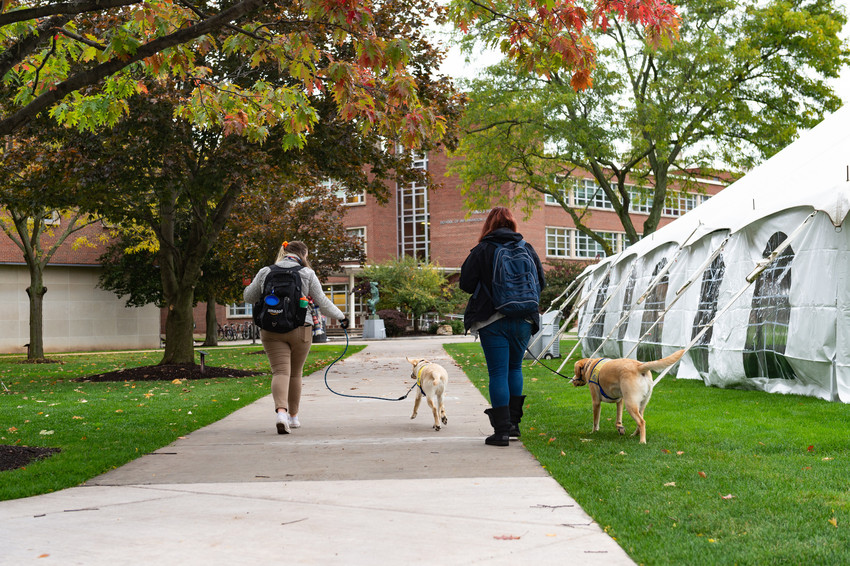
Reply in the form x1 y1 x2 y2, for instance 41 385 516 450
624 237 730 359
584 224 704 360
525 280 584 358
528 262 616 367
651 211 818 386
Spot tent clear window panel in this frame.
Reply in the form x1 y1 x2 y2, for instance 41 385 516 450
618 268 637 354
743 232 797 380
690 255 726 374
587 274 610 352
637 259 668 362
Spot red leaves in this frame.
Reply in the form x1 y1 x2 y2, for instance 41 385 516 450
456 0 679 91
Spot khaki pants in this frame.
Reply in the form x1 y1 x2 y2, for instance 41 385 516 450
261 326 313 415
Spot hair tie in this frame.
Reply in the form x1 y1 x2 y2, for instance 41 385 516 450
282 241 289 249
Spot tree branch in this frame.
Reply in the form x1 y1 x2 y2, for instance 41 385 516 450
0 0 141 26
0 15 71 79
0 0 266 137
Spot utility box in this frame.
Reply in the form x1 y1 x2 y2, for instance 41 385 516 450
525 311 561 360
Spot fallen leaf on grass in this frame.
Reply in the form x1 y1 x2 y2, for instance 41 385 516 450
721 494 735 500
698 471 707 478
676 451 684 455
829 517 838 528
822 457 833 461
808 445 814 452
664 482 676 487
171 379 182 385
661 449 670 454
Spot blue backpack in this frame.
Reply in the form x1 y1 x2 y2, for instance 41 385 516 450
490 240 541 317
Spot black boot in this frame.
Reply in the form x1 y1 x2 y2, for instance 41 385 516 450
508 395 526 440
484 406 511 446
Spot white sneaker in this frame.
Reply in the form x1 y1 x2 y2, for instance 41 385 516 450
276 411 290 434
289 415 301 429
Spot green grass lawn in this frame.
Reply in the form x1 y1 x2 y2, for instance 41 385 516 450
444 341 850 565
0 344 362 501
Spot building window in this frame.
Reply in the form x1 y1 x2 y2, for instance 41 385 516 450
321 283 350 322
575 230 621 259
627 187 653 214
637 259 668 362
664 191 702 217
346 227 366 258
397 152 429 261
545 177 572 205
322 178 365 205
43 210 61 226
546 227 570 257
228 302 253 318
690 254 725 374
743 232 797 380
572 178 615 210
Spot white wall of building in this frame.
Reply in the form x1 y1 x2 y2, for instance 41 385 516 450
0 265 161 354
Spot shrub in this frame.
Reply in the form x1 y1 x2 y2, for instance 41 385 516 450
449 319 465 336
378 309 408 337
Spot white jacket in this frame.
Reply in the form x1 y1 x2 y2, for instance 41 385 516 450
243 257 345 325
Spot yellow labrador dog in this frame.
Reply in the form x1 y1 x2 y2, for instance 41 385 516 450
573 350 684 443
407 357 448 431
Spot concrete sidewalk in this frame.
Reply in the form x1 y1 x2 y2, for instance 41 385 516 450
2 336 633 565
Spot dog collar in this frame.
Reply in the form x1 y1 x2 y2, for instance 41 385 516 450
587 358 619 401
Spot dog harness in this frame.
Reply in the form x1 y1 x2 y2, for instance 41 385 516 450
587 358 619 401
414 361 431 396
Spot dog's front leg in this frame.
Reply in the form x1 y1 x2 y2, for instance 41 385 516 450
615 400 625 435
591 399 602 433
411 392 422 420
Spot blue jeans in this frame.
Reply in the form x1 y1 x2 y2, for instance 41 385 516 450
478 317 532 408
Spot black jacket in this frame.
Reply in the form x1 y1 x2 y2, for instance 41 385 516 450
459 227 546 335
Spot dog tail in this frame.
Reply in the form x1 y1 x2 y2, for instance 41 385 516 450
637 349 685 373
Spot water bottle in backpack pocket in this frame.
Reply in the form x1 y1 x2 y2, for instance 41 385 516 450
490 240 541 317
253 265 307 333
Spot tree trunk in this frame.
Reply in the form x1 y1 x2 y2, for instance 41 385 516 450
203 295 219 346
25 269 47 360
161 288 196 365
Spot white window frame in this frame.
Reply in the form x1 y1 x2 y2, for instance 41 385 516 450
322 178 365 206
228 302 253 318
346 226 366 258
545 227 570 258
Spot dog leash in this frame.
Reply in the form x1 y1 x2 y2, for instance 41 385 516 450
525 346 574 381
322 327 419 402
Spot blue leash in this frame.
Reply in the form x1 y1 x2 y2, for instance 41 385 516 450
322 327 418 402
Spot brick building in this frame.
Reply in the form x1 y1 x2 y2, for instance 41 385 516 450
1 149 727 351
291 149 729 329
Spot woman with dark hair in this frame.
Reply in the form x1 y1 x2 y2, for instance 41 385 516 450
459 207 545 446
244 241 349 434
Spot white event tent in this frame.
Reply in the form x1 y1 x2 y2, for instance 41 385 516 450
573 105 850 402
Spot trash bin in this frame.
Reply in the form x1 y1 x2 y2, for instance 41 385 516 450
525 311 561 360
